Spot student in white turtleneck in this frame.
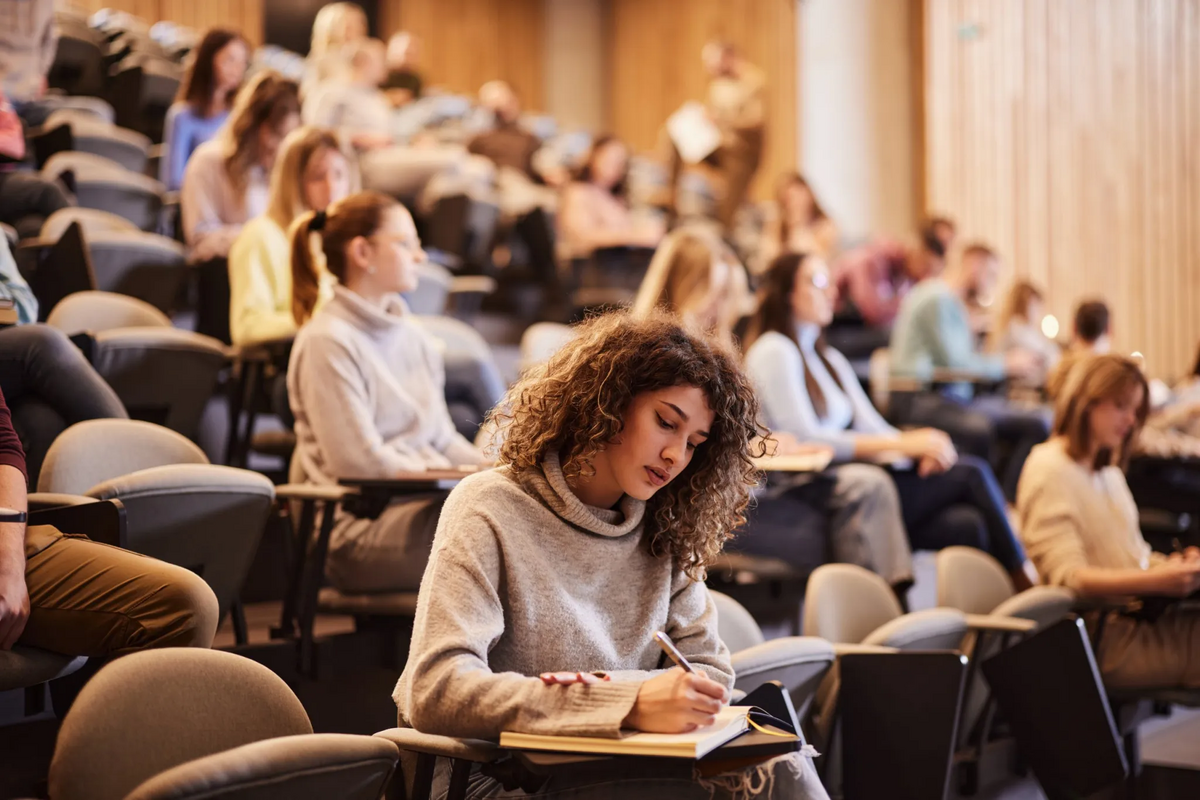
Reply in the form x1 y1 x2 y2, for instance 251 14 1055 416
287 190 487 593
744 252 1034 587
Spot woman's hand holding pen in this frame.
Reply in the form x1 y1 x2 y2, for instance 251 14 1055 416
623 668 729 734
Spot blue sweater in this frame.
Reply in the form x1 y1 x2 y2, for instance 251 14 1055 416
160 103 228 192
889 278 1004 399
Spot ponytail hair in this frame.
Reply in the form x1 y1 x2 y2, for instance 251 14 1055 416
290 190 399 325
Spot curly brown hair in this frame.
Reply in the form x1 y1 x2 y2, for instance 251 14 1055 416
491 311 767 580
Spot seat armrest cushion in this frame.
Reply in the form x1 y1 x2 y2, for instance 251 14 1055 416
832 643 899 657
275 483 354 503
373 728 500 763
964 614 1038 634
731 637 836 675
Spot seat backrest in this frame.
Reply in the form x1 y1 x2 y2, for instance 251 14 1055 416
936 546 1016 615
50 649 312 800
38 418 209 495
47 290 171 333
990 586 1076 631
87 230 187 308
124 734 398 800
87 464 275 620
519 322 575 373
403 262 452 315
92 329 228 439
41 207 138 241
803 563 904 644
42 150 133 182
709 590 765 654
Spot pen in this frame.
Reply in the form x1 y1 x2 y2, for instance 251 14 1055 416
653 631 695 674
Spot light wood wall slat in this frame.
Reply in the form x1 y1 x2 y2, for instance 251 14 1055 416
925 0 1200 378
74 0 264 45
607 0 798 200
383 0 546 112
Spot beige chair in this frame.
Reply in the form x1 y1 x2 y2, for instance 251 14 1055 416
710 589 835 719
38 420 274 632
49 648 397 800
802 563 972 788
47 292 226 439
39 207 138 242
936 546 1074 790
40 110 152 173
42 152 166 231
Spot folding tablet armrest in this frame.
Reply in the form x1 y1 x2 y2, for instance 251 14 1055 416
374 728 500 763
274 483 354 503
964 614 1038 635
450 275 497 296
27 495 127 548
833 643 900 657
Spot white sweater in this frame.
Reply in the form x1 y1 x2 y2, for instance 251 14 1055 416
181 140 270 262
287 285 481 487
1016 438 1164 591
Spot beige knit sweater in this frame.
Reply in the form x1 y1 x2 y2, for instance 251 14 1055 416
1016 438 1164 591
393 451 734 739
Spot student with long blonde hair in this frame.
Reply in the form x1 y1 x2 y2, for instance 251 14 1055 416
1018 354 1200 688
396 310 828 799
228 126 352 345
287 191 485 592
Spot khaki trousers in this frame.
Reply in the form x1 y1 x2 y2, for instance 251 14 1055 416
1094 606 1200 689
16 525 219 657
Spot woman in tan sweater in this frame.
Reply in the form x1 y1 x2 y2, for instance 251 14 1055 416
1017 354 1200 688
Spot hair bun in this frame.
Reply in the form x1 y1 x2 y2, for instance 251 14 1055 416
311 209 327 231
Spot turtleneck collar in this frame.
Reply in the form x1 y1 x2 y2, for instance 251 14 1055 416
796 321 822 350
518 451 646 539
328 285 411 336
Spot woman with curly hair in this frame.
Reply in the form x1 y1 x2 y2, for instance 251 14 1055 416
394 311 828 799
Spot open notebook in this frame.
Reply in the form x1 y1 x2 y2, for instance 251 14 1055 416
499 705 750 759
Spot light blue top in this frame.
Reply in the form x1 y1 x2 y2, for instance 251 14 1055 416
889 278 1005 400
0 235 37 325
160 103 229 192
745 324 896 461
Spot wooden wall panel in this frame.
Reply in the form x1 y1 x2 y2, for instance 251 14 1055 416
381 0 546 112
608 0 798 200
925 0 1200 379
73 0 264 45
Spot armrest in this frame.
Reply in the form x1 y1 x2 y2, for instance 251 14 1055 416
28 496 127 548
27 492 97 510
274 484 354 503
450 276 497 296
964 614 1038 635
833 643 900 656
732 637 836 673
373 728 500 763
752 451 834 473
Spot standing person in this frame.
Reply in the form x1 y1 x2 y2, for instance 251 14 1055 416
1018 354 1200 688
668 41 765 230
160 29 250 192
288 191 486 593
744 252 1031 586
395 311 829 799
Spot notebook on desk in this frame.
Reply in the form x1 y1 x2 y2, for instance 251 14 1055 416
500 705 752 759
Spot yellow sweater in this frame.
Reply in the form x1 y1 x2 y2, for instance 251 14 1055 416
228 216 334 346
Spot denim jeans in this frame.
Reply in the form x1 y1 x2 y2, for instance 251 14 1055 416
0 324 128 485
889 455 1026 572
